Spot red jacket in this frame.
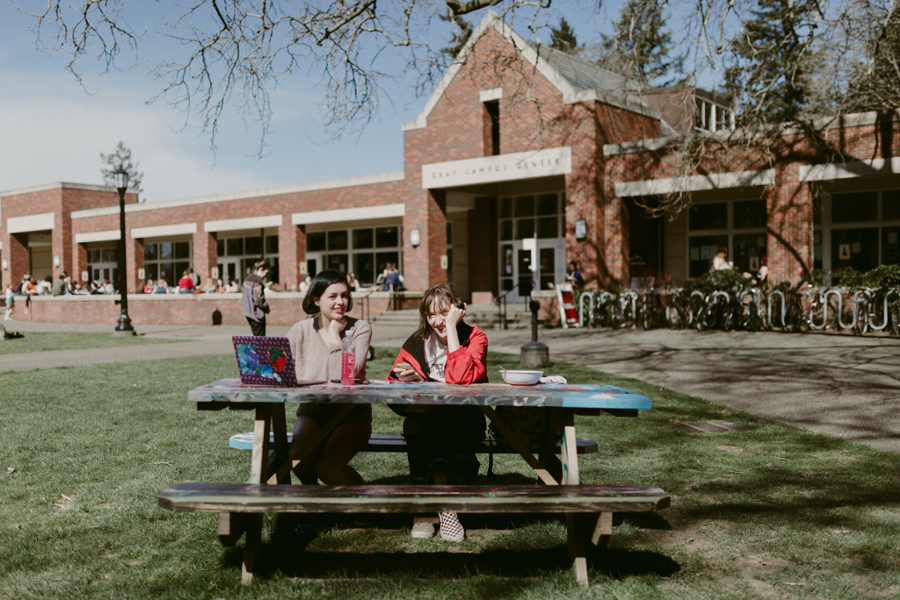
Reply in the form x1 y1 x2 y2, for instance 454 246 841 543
387 322 488 385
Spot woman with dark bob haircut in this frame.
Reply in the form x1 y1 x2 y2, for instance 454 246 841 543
387 283 488 542
286 269 373 485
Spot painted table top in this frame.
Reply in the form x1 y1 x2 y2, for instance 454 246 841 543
189 379 653 410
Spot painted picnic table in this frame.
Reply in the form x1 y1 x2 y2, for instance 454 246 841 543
185 379 657 585
189 378 652 487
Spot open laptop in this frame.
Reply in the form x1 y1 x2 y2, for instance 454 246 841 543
232 336 299 386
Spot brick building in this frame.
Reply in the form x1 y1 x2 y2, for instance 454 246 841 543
2 11 899 325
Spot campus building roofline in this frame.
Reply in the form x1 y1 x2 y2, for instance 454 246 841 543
0 181 139 198
604 109 900 156
68 171 405 219
401 11 663 132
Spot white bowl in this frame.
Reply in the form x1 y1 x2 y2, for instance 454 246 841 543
499 369 543 386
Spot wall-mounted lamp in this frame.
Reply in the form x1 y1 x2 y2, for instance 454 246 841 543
575 219 587 241
1 259 7 271
54 254 61 268
410 228 421 248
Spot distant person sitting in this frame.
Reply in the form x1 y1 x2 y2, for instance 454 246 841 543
565 262 584 288
144 279 154 294
178 270 195 293
712 247 732 271
154 279 168 294
299 275 312 295
51 273 67 296
104 280 115 294
202 279 218 293
37 275 53 295
224 280 240 293
382 264 404 292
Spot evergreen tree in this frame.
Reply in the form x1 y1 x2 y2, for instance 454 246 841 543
597 0 684 86
439 10 472 58
549 17 579 54
100 142 144 201
723 0 820 124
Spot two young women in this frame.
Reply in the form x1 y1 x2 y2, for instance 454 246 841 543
286 272 487 542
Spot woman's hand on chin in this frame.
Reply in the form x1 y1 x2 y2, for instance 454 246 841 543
445 302 466 329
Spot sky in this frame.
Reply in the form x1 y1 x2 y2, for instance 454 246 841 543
0 2 633 205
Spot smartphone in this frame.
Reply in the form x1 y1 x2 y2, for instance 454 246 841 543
394 362 423 381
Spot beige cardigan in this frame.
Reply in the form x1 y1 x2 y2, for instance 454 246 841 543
286 316 372 382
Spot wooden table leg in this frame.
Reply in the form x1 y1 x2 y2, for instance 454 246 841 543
590 512 613 548
270 405 291 484
560 409 580 486
250 405 272 485
560 409 589 586
479 406 559 486
241 514 263 585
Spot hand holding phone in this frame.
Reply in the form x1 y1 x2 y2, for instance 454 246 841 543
393 362 423 382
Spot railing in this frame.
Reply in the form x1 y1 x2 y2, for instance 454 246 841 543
494 281 534 330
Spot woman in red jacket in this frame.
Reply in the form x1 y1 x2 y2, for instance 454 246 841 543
388 283 488 543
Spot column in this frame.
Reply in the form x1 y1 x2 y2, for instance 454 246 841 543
192 230 218 288
280 222 304 291
767 164 813 283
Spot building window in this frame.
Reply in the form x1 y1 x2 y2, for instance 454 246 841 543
484 100 500 156
816 189 900 272
306 225 401 286
687 199 767 277
143 240 192 286
216 234 279 285
446 221 453 284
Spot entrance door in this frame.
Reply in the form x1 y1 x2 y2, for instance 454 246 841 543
304 253 322 279
218 258 241 286
500 239 566 302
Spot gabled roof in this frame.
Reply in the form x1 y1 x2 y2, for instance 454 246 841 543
402 11 663 131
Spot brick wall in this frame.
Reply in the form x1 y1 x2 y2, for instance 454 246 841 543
24 291 423 326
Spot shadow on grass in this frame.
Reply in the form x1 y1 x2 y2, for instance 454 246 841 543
215 513 680 582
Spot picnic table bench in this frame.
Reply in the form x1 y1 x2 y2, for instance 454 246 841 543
228 432 600 454
160 379 668 587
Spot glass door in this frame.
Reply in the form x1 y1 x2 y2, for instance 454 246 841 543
502 238 566 302
217 258 241 286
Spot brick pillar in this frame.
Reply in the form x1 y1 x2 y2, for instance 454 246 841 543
426 190 448 289
7 233 29 288
133 238 145 291
403 190 447 290
192 230 217 288
468 197 497 298
566 155 610 288
604 195 629 286
767 164 813 284
125 230 140 294
73 243 89 288
280 222 305 291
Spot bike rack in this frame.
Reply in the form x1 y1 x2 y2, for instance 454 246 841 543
868 288 896 331
822 289 854 330
578 291 595 327
621 290 638 325
690 290 705 323
768 290 786 328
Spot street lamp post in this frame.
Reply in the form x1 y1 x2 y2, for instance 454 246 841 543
113 167 134 334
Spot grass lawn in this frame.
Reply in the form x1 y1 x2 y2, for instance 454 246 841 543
0 332 187 355
1 348 899 599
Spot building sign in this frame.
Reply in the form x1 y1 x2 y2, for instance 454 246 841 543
422 147 572 189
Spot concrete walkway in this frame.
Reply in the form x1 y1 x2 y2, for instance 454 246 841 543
3 319 899 454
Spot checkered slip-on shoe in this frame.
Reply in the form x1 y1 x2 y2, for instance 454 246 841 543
411 521 436 539
439 512 465 542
